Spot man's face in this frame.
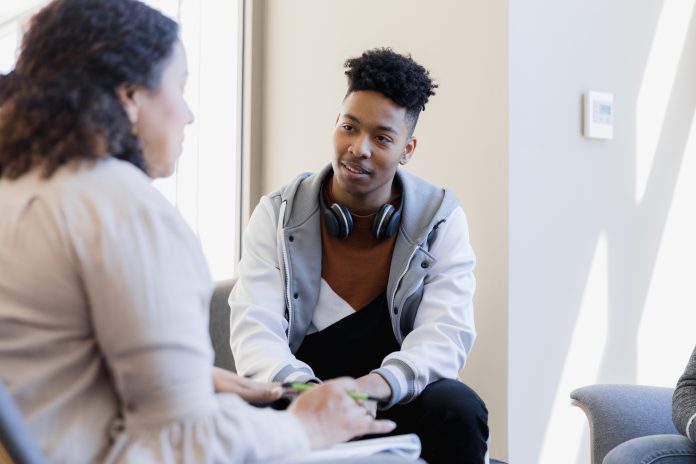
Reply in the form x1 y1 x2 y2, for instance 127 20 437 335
331 90 416 214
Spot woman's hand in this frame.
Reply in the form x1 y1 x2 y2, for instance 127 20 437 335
287 377 396 449
212 367 283 403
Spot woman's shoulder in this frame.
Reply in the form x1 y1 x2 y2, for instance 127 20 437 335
55 158 170 211
65 157 152 193
38 158 183 238
0 158 161 218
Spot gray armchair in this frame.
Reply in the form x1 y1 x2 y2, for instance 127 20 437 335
0 380 46 464
209 279 236 372
571 384 679 464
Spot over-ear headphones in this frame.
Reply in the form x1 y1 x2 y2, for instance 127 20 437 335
320 193 401 240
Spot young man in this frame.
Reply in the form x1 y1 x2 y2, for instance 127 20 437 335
229 48 488 463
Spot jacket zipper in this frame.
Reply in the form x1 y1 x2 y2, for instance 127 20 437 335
392 221 445 339
278 201 293 342
390 247 418 341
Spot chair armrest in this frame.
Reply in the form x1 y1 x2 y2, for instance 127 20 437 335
570 384 677 464
209 278 237 372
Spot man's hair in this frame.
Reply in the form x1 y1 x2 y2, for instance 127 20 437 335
0 0 179 179
343 47 437 132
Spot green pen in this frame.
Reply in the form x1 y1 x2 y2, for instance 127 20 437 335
281 382 385 402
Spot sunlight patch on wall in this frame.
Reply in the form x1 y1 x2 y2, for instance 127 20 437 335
539 233 608 464
638 109 696 386
635 0 695 203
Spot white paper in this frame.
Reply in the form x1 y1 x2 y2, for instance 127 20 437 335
272 433 421 463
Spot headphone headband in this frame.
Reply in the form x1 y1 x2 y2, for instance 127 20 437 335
320 191 401 240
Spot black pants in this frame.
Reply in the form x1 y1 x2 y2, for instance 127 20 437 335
377 379 489 464
295 294 488 463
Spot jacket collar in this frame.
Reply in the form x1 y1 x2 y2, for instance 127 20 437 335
281 163 458 245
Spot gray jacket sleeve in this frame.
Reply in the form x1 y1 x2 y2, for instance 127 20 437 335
673 345 696 441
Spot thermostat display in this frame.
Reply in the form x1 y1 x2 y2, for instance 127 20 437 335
584 91 614 140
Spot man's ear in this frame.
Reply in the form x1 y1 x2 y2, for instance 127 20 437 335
116 83 141 125
400 136 417 165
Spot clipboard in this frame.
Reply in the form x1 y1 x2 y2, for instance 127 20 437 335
271 433 421 463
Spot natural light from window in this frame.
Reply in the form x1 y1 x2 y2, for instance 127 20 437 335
633 0 696 387
635 0 695 203
147 1 239 281
0 23 19 73
0 1 240 281
539 233 608 464
637 108 696 386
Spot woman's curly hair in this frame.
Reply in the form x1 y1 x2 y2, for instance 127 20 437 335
343 47 437 131
0 0 178 179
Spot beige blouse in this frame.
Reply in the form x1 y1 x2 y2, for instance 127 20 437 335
0 159 310 463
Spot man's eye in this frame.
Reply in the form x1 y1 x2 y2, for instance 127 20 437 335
376 135 392 143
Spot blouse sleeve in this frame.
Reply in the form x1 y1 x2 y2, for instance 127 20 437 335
69 179 310 463
674 345 696 441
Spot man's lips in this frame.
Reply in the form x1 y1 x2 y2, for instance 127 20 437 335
341 161 370 175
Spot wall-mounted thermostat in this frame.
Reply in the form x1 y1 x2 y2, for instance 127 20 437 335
583 91 614 140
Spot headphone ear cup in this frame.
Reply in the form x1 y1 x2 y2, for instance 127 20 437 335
373 203 401 239
323 205 340 237
326 203 353 238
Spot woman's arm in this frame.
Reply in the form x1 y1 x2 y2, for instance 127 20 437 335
673 345 696 441
212 367 283 403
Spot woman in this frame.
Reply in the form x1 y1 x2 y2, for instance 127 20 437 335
669 346 696 462
603 346 696 464
0 0 394 462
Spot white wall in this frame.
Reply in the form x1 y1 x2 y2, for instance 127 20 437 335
256 0 509 459
250 0 696 462
509 0 696 462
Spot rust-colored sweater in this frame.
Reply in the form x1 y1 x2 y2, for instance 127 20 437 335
320 185 399 311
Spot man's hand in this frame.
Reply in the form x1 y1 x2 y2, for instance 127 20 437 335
212 367 282 403
355 373 392 417
288 377 396 449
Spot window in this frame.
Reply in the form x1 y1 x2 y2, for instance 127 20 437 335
0 1 241 280
146 1 241 281
0 23 19 73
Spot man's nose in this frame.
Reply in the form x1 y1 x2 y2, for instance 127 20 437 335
350 135 371 158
